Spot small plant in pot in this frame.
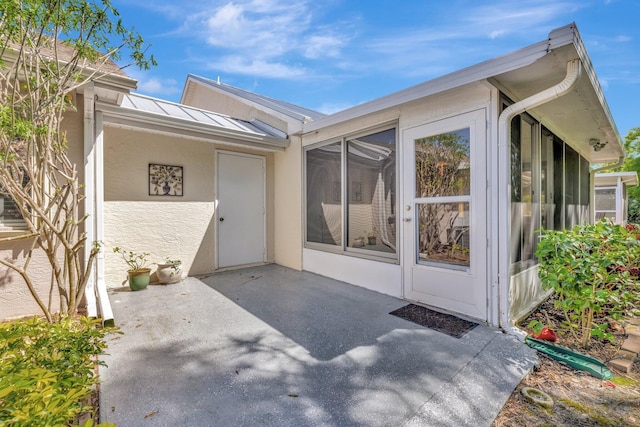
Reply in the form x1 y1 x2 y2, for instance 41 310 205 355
113 247 151 291
367 229 377 246
156 257 183 284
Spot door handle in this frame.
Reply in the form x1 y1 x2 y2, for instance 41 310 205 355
220 217 225 222
404 217 411 222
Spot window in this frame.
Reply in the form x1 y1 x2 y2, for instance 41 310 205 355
306 142 342 246
305 127 397 259
0 193 25 227
510 114 538 268
594 187 617 221
507 106 591 273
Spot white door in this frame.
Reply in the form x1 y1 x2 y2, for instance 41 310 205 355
402 109 487 321
217 152 266 268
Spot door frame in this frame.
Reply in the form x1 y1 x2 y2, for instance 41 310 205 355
400 109 488 321
215 150 267 269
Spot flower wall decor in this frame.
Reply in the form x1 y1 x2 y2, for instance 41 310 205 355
149 164 183 196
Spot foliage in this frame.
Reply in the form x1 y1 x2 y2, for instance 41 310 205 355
0 316 118 426
415 130 470 263
628 198 640 224
613 127 640 220
535 220 640 347
0 0 155 321
113 246 150 272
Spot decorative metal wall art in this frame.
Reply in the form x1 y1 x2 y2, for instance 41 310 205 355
149 164 183 196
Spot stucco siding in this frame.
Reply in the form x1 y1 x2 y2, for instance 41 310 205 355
0 98 85 320
184 85 290 135
103 126 275 288
301 82 492 299
273 136 303 270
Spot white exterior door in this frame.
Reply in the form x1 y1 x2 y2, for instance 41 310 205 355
402 109 487 321
216 151 266 268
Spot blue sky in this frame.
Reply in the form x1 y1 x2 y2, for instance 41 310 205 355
111 0 639 137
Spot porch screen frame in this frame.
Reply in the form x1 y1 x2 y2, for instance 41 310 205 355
303 123 399 262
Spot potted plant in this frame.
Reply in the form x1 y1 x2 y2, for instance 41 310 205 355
113 247 151 291
156 258 183 284
367 229 377 246
353 236 365 248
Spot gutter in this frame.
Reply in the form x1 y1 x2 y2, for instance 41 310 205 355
497 59 582 340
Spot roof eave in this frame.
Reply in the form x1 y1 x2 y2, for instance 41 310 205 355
97 101 290 151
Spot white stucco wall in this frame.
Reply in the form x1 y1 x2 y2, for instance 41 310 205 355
102 126 275 288
273 136 303 270
301 82 492 300
0 96 85 320
183 84 304 271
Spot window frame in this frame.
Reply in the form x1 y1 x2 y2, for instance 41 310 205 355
303 123 399 262
594 186 618 221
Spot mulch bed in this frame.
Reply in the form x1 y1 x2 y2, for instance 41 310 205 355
390 303 477 338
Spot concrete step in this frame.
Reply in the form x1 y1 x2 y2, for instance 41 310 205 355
608 358 634 374
621 336 640 355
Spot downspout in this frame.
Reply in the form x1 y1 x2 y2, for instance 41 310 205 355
497 59 582 340
83 84 113 325
83 83 97 318
94 111 114 326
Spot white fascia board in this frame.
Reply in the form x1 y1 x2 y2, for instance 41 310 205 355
595 172 639 187
98 102 289 151
304 25 577 134
570 27 623 156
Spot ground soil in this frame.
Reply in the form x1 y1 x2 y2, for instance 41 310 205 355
492 298 640 427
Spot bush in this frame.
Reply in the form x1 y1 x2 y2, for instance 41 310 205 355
0 316 117 426
535 220 640 347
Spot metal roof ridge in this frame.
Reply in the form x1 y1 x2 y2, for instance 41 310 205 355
185 74 325 122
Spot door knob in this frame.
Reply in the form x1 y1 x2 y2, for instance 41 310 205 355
220 217 225 222
404 217 411 222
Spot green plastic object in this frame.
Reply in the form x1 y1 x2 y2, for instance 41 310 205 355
525 336 614 380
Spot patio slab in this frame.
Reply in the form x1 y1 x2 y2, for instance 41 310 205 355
99 264 537 426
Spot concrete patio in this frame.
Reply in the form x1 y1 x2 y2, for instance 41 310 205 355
99 264 538 426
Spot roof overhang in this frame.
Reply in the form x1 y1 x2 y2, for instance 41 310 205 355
490 25 622 163
97 96 290 152
594 171 639 187
304 23 623 164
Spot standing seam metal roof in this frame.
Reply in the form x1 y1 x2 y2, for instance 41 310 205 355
120 92 281 137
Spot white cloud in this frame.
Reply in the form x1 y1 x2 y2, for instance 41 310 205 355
135 76 182 95
199 0 311 58
209 55 307 79
304 34 345 59
615 35 632 42
314 101 356 115
466 1 584 39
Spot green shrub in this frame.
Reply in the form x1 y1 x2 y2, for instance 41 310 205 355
0 316 117 426
535 220 640 347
